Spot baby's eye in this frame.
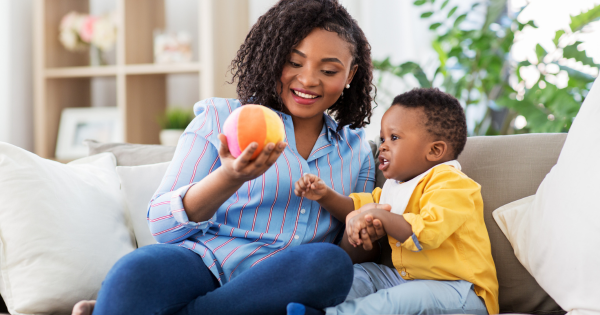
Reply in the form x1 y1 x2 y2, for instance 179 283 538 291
379 137 385 143
391 135 398 141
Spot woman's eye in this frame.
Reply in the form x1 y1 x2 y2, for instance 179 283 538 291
289 61 301 67
322 70 338 75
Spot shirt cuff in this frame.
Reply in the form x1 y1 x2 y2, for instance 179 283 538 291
401 213 425 252
349 192 375 210
170 183 212 234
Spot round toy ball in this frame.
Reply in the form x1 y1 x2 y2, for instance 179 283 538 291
223 105 285 160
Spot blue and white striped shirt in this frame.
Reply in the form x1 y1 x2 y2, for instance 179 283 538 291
148 98 375 285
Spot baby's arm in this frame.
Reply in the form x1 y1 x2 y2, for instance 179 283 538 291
294 174 354 222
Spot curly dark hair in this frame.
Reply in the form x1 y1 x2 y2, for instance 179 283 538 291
229 0 375 131
392 88 467 159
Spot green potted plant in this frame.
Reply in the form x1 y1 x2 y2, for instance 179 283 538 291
157 107 195 146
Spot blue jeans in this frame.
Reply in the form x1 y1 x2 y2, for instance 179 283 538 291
93 243 353 315
325 263 488 315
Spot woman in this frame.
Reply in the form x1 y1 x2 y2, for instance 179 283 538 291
73 1 375 314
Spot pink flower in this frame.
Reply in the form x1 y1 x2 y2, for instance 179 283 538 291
79 16 97 43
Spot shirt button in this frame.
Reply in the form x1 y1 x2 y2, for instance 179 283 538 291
300 209 306 214
396 242 401 247
294 235 299 240
401 270 407 276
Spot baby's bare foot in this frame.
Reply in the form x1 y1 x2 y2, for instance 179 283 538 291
72 300 96 315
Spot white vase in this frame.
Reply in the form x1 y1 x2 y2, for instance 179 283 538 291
159 129 184 146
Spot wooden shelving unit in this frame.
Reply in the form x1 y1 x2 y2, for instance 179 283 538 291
33 0 249 159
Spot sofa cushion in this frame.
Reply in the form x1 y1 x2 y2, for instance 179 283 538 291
116 162 171 248
457 133 566 314
85 139 176 166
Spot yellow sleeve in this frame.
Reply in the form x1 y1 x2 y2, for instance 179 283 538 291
401 170 480 252
348 187 382 210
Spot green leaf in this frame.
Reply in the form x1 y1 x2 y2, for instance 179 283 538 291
569 4 600 32
430 22 443 30
562 41 599 67
472 2 480 8
414 0 427 6
453 14 467 28
535 44 547 63
440 0 450 10
448 6 458 18
518 20 537 31
421 11 434 18
433 40 448 68
483 0 507 31
553 30 565 47
559 65 597 83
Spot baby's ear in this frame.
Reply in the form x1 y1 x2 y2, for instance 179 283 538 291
426 141 448 162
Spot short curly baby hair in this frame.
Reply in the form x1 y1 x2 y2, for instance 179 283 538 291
393 88 467 159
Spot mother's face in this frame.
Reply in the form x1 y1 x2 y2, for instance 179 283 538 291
279 28 357 121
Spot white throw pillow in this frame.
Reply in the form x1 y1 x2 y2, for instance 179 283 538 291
0 143 136 315
493 78 600 315
116 162 170 248
492 195 536 274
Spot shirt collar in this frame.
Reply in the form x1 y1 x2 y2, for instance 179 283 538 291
323 113 342 141
275 111 342 142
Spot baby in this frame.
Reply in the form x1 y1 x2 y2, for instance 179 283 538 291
290 88 499 315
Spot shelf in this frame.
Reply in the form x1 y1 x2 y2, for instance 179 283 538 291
44 63 201 78
45 66 118 78
34 0 249 159
124 63 201 75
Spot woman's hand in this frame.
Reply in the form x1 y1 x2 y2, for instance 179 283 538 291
294 174 328 201
218 134 286 183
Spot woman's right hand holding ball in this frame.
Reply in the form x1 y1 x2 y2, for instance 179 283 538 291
218 134 286 183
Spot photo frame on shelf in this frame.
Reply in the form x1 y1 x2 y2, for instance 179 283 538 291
153 30 193 64
56 107 124 160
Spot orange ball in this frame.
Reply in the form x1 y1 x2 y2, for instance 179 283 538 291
223 105 285 159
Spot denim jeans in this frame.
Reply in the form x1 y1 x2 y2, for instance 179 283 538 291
325 263 489 315
92 243 353 315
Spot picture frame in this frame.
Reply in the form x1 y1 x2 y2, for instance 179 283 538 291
55 107 124 160
153 30 193 64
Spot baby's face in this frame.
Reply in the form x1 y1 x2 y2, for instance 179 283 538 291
378 105 434 182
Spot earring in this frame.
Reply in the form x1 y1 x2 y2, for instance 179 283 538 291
346 84 350 89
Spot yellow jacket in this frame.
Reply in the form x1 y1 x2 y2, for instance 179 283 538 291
350 164 499 314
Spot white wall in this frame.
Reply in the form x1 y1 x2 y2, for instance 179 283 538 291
0 0 9 144
0 0 34 150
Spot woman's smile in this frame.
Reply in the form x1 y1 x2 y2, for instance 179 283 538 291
291 88 321 105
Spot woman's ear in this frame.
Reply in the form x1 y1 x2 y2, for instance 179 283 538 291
347 64 358 85
426 141 448 162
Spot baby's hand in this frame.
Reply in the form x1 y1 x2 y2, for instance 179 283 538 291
346 204 390 250
294 174 328 201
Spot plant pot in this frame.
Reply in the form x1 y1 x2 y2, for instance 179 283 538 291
159 129 184 146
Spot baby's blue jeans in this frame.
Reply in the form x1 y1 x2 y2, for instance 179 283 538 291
92 243 353 315
325 262 489 315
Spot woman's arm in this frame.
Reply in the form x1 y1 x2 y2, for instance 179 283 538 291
183 134 286 222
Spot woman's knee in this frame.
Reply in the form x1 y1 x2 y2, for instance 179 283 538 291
104 244 199 285
290 243 353 276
